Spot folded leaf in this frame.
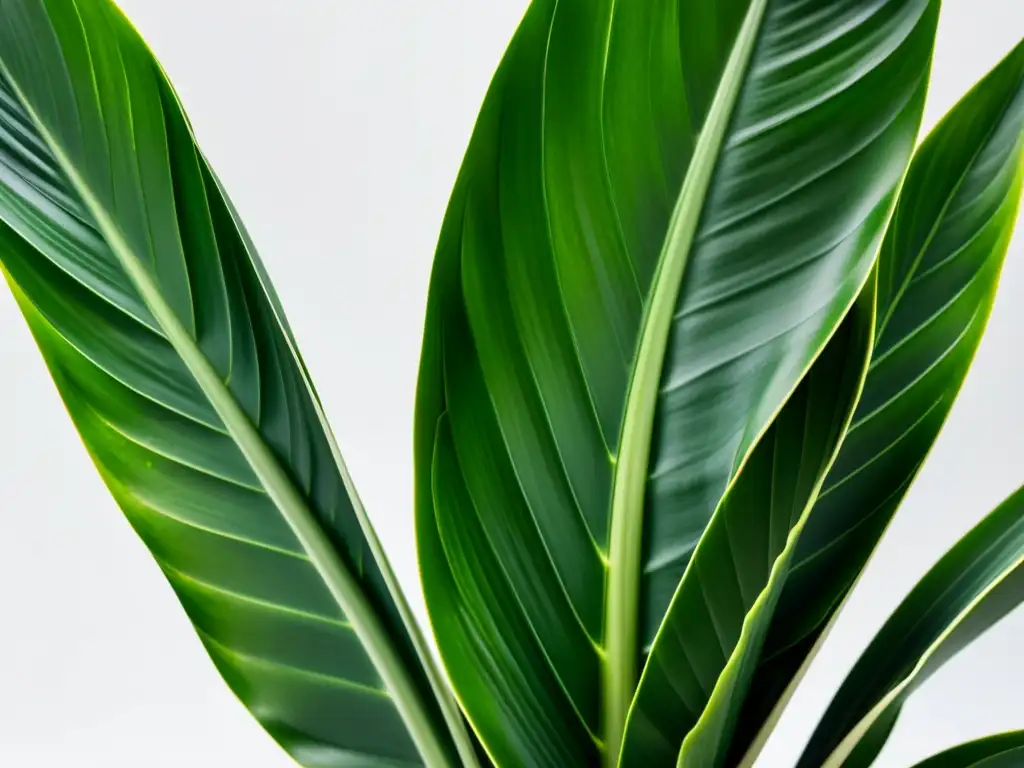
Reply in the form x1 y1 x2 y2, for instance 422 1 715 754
797 484 1024 768
620 274 875 767
0 1 476 765
912 732 1024 768
414 0 939 764
732 37 1024 764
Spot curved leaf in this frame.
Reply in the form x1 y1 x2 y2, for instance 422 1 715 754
732 37 1024 763
972 749 1024 768
0 1 476 765
620 275 875 766
797 484 1024 768
414 0 939 764
912 732 1024 768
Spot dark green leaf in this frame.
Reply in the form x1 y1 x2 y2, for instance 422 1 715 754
972 749 1024 768
731 37 1024 764
0 1 476 765
414 0 939 764
912 732 1024 768
798 485 1024 768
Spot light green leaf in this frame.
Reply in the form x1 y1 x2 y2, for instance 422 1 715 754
911 732 1024 768
730 38 1024 763
0 1 476 765
798 484 1024 768
620 274 875 767
414 0 939 765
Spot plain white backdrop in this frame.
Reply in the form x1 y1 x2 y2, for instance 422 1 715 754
0 1 1022 766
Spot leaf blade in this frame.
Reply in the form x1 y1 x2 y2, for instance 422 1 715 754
0 1 473 764
911 732 1024 768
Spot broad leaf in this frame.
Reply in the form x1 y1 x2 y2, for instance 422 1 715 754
414 0 939 765
620 276 875 766
797 484 1024 768
912 733 1024 768
731 37 1024 763
0 1 477 765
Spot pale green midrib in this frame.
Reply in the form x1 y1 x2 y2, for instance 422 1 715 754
269 288 481 768
820 550 1024 768
0 72 453 768
201 144 481 768
129 17 476 766
601 1 769 765
675 275 877 768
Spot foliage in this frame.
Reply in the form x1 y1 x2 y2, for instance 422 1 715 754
0 1 1022 766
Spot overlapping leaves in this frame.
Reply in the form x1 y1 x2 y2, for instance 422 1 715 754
731 38 1024 764
415 0 940 765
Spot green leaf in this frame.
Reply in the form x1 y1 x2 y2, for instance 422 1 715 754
414 0 939 764
797 484 1024 768
731 37 1024 763
911 732 1024 768
620 274 876 767
0 1 477 765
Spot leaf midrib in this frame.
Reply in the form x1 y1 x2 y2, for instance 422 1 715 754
601 0 770 763
0 65 454 768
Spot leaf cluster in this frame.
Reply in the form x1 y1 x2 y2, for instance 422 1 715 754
0 1 1022 767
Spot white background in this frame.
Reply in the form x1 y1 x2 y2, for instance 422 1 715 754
0 1 1022 766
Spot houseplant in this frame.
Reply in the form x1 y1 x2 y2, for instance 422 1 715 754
0 0 1022 765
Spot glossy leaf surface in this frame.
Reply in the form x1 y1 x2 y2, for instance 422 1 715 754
912 733 1024 768
732 37 1024 762
620 277 875 767
798 485 1024 768
414 0 939 764
0 1 476 765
